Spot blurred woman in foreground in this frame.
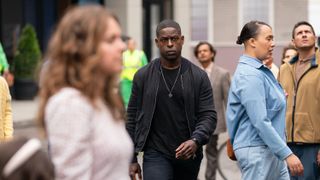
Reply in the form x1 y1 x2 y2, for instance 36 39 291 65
38 5 133 180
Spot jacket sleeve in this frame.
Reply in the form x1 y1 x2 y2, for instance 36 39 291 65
222 71 231 109
191 73 217 146
126 71 143 163
1 77 13 140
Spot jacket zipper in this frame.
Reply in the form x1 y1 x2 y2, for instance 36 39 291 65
291 90 296 142
291 66 314 143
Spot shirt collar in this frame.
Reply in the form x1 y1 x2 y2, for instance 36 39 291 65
200 61 213 72
289 54 317 67
239 55 264 69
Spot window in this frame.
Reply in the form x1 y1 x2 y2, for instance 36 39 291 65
309 0 320 35
239 0 273 27
191 0 208 41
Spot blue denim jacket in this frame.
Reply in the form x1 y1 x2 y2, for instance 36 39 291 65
226 55 292 160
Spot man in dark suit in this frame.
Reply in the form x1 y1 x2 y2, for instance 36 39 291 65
194 42 231 180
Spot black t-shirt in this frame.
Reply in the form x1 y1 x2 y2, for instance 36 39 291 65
145 66 190 158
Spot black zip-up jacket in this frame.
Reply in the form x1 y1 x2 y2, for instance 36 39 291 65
126 57 217 162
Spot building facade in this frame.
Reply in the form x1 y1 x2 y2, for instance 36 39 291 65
111 0 314 73
1 0 317 74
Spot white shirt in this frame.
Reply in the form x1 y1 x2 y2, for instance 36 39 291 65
269 63 279 78
200 62 213 78
45 87 133 180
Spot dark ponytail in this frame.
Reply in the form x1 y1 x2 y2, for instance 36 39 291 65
236 36 243 45
236 21 270 45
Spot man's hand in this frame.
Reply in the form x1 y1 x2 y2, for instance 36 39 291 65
285 154 304 176
175 139 198 160
129 163 142 180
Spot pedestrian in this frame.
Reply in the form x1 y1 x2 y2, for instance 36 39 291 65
278 21 320 180
281 45 297 64
37 5 133 180
0 42 10 76
226 20 304 180
0 75 12 142
0 137 54 180
120 37 148 108
194 41 230 180
0 42 13 87
126 19 216 180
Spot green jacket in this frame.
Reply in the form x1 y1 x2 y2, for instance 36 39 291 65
121 49 148 81
0 43 9 74
278 50 320 144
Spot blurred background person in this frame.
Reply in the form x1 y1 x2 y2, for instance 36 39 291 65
120 37 148 108
0 42 13 87
0 137 54 180
0 42 10 77
281 45 298 64
263 56 279 78
227 21 303 179
0 75 12 142
38 5 133 180
194 41 230 180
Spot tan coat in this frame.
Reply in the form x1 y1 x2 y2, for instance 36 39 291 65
0 76 12 141
278 50 320 143
208 64 231 134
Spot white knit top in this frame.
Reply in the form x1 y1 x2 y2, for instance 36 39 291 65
45 87 133 180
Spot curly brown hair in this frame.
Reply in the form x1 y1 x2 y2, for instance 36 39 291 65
38 5 124 135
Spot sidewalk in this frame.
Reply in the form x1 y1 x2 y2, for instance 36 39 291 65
12 98 38 127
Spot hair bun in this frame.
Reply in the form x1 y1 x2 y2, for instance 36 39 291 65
236 36 242 45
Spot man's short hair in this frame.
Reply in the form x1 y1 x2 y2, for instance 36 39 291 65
156 19 181 37
194 41 217 62
292 21 316 39
121 35 131 42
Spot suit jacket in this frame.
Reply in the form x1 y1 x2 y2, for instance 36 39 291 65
208 64 231 134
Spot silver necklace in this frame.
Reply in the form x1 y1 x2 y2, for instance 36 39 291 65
160 65 181 98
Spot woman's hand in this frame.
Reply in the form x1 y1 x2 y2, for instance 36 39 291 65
285 154 304 176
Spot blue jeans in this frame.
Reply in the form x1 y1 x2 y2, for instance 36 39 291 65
143 148 202 180
288 144 320 180
235 146 290 180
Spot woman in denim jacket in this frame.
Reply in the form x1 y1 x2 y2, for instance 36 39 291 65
226 21 303 180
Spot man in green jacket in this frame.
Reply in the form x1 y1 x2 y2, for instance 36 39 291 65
120 38 148 108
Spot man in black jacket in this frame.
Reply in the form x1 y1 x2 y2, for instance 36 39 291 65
126 19 217 180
